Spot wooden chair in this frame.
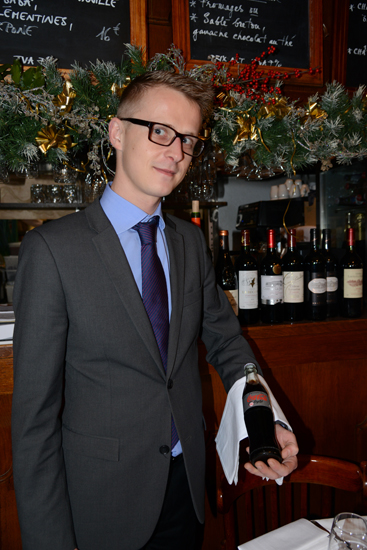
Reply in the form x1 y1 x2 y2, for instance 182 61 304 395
217 454 367 550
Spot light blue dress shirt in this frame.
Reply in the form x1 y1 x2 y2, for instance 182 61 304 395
100 183 182 456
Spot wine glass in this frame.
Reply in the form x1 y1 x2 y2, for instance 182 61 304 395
328 512 367 550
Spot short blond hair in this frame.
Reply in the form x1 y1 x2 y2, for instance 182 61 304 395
117 71 215 121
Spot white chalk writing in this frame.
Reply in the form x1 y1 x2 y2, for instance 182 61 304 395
0 8 67 25
189 0 309 68
78 0 117 6
348 45 367 55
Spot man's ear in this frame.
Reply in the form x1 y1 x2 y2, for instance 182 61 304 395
109 117 124 151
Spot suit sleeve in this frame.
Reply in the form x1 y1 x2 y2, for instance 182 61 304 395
196 229 262 392
11 229 77 550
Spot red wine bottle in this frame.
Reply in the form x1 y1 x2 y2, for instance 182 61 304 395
340 228 363 318
235 229 259 325
215 230 238 315
260 229 283 324
304 228 327 321
242 363 282 467
321 229 339 318
281 228 304 322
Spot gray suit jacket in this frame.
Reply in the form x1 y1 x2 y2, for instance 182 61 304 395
11 199 258 550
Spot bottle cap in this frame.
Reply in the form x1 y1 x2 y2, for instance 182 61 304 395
310 227 319 243
191 200 200 212
244 363 258 375
219 230 229 236
288 228 297 247
241 229 251 246
268 229 276 249
347 227 355 247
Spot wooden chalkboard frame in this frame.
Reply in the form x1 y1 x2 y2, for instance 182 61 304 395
130 0 148 61
172 0 323 88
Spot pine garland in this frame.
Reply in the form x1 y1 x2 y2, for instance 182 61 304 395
0 44 367 181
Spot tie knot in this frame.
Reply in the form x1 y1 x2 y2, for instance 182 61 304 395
134 216 160 245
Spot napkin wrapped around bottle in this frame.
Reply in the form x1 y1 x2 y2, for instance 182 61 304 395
215 374 292 485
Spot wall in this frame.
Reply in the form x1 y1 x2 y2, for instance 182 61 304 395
217 173 317 250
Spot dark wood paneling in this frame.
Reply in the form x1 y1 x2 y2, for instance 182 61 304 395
147 0 172 58
0 346 21 550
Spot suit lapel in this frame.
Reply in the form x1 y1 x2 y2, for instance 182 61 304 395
164 216 185 377
85 201 165 376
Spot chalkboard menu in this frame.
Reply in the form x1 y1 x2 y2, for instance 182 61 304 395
172 0 323 87
346 2 367 87
189 0 309 68
0 0 146 69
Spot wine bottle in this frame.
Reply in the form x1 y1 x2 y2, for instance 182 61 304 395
260 229 283 324
242 363 282 467
340 228 363 318
281 228 304 322
304 228 327 321
215 230 238 316
190 200 201 228
321 229 339 317
235 229 259 325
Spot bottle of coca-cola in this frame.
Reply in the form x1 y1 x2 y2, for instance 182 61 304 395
242 363 282 467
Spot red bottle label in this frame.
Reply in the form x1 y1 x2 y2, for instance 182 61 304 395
243 391 272 413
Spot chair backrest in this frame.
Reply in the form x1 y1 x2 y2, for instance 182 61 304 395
217 454 367 550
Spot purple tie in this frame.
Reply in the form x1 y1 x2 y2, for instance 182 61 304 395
133 216 179 450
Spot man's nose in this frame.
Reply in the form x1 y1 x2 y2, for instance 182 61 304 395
166 135 185 161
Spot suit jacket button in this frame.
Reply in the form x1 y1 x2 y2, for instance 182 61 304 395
167 379 173 389
159 445 170 456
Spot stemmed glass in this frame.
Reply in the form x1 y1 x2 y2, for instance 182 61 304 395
328 513 367 550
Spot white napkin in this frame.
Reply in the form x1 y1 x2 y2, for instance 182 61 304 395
215 373 292 485
237 518 329 550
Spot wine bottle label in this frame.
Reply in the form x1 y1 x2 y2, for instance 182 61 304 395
261 275 283 305
283 271 304 303
308 276 327 294
344 268 363 298
326 276 338 293
243 390 272 413
224 289 238 315
239 270 258 310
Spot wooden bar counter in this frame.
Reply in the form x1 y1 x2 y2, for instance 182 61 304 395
1 316 367 548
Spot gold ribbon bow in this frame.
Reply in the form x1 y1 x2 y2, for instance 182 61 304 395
233 114 258 144
303 101 328 122
35 125 76 154
111 76 131 97
258 97 290 120
52 81 76 113
217 91 238 110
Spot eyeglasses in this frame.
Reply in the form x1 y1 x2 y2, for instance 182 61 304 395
118 117 205 158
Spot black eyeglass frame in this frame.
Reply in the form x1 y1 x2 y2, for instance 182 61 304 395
118 117 205 158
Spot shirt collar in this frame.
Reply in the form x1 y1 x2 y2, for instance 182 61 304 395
100 183 165 235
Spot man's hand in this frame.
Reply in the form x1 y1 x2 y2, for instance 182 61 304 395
244 424 299 480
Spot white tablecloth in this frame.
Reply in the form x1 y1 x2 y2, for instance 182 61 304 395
237 518 329 550
238 517 367 550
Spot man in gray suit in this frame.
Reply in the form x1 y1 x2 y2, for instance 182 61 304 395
12 71 298 550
